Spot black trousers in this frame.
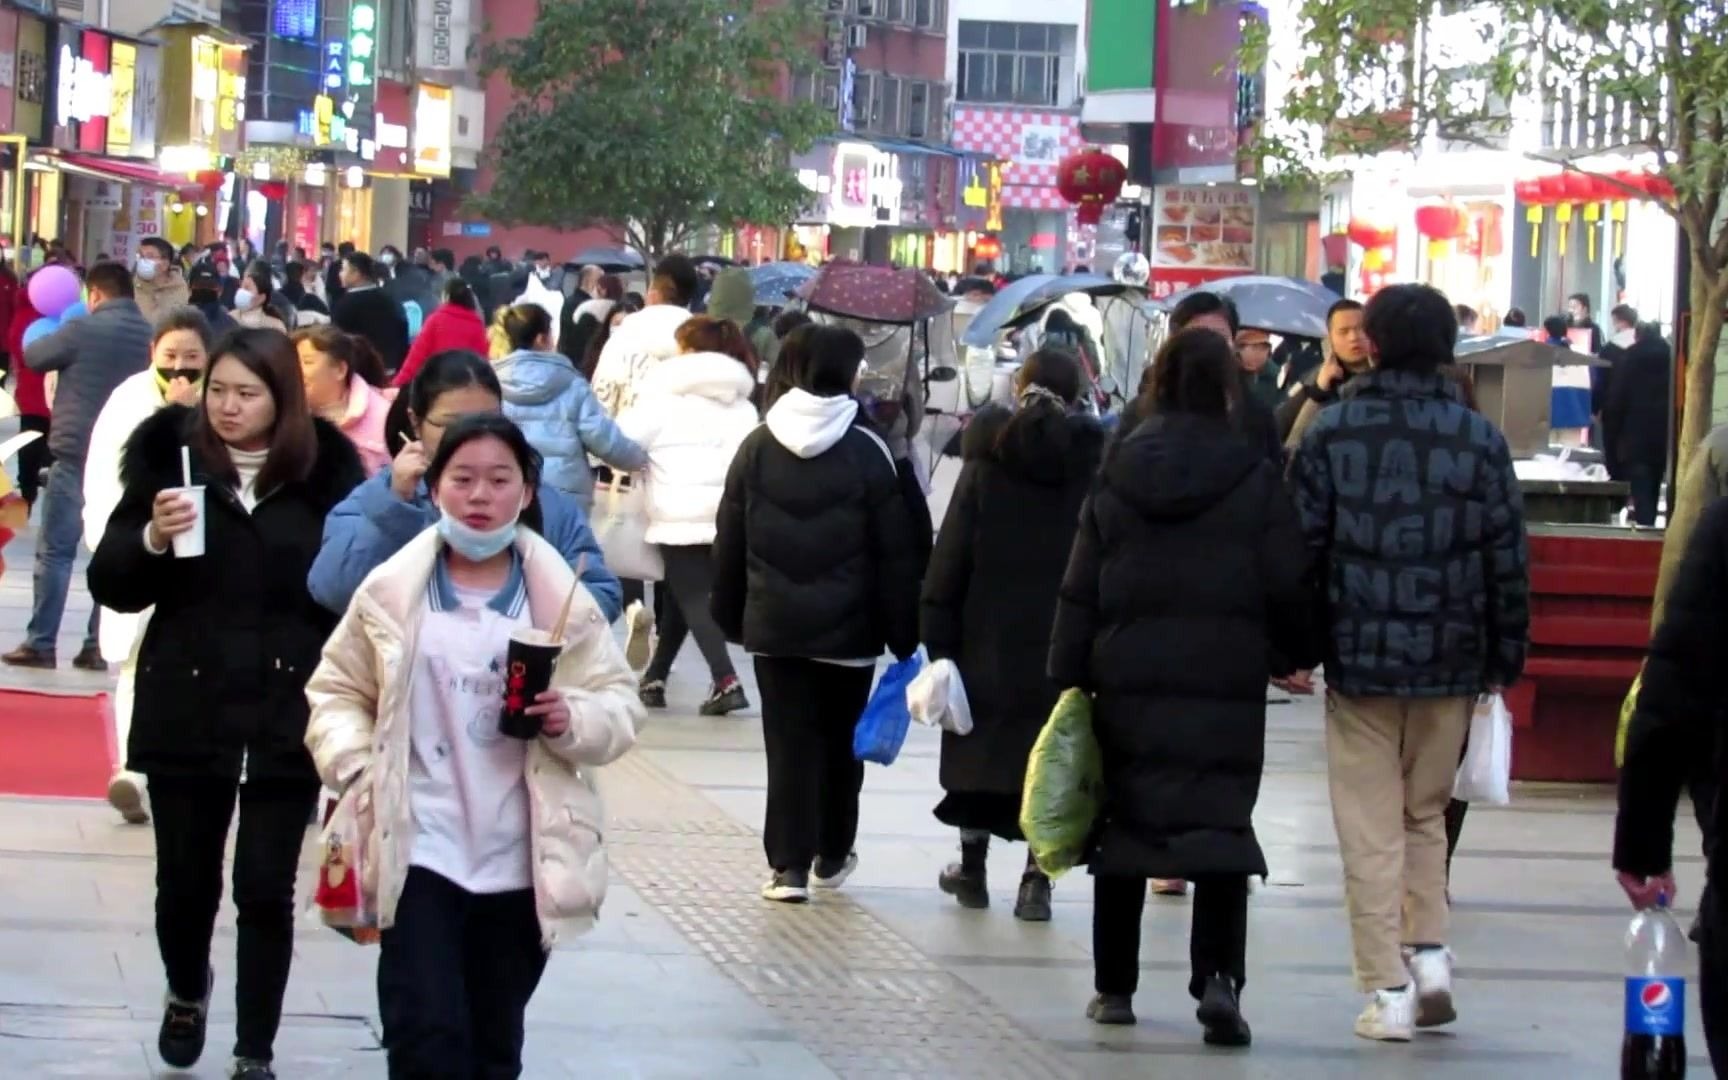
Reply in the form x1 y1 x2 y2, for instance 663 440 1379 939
1624 462 1663 527
643 544 736 685
1093 873 1249 1001
148 775 320 1063
17 414 49 507
755 657 875 872
377 866 549 1080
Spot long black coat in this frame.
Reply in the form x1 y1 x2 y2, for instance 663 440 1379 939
1601 334 1672 477
87 406 363 783
1048 412 1310 879
922 405 1104 797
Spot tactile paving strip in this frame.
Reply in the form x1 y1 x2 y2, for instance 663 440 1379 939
602 753 1078 1079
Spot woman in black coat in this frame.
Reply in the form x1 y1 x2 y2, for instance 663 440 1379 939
88 328 363 1080
921 347 1103 921
1048 328 1311 1047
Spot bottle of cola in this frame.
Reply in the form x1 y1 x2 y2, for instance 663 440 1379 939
1622 893 1687 1079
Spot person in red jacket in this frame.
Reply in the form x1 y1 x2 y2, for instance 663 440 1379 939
392 277 488 389
7 278 49 511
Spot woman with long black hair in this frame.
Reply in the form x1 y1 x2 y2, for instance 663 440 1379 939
88 328 364 1080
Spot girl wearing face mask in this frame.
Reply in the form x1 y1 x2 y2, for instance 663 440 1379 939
492 303 646 510
132 241 191 327
305 414 640 1079
308 349 622 621
293 325 393 474
87 328 365 1080
82 307 215 827
232 259 289 333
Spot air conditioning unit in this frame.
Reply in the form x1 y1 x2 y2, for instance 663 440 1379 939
826 0 845 9
822 86 841 111
846 24 869 49
855 0 877 15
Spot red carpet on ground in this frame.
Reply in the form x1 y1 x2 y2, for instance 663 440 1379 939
0 690 113 798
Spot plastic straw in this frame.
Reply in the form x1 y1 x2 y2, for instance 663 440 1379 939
180 446 191 488
552 554 587 645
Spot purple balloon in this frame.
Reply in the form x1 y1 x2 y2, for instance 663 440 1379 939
27 266 81 318
21 316 60 349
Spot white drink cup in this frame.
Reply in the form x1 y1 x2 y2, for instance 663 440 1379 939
164 485 206 558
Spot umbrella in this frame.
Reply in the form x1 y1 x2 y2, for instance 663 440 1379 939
1454 331 1610 368
567 246 645 273
959 273 1129 347
692 254 739 268
748 261 817 306
797 263 951 324
1154 275 1340 339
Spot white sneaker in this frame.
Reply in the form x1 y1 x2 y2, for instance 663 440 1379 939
812 852 858 890
623 601 654 671
107 771 149 825
1405 946 1457 1028
761 869 810 904
1354 986 1415 1042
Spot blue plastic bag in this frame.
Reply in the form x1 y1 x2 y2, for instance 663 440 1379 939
853 654 922 765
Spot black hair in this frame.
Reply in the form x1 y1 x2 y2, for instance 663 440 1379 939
139 236 174 261
1503 307 1527 327
1169 290 1240 337
338 241 356 257
442 275 478 310
153 306 214 351
652 254 701 308
431 248 456 271
343 252 379 282
581 295 644 380
1326 298 1364 327
772 309 813 338
408 349 503 421
497 303 554 352
1611 303 1639 328
779 323 862 398
1144 328 1239 418
86 260 133 299
1362 284 1458 375
424 413 546 536
998 346 1082 456
242 259 276 302
1453 303 1478 328
1542 314 1571 340
1568 292 1593 314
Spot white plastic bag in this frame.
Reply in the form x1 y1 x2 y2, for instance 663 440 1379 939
906 657 973 735
1453 693 1512 805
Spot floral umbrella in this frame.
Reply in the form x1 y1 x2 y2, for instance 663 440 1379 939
797 263 952 325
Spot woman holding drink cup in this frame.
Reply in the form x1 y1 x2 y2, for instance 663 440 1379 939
87 327 364 1080
304 413 642 1078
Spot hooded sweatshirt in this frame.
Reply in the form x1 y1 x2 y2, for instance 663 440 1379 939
494 348 647 508
706 268 778 370
616 351 759 546
590 304 691 415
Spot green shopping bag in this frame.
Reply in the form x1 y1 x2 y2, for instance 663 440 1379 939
1019 688 1104 879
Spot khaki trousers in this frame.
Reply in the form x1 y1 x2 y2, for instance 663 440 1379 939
1325 692 1472 991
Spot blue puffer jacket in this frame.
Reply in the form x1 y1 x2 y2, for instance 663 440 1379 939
306 467 622 622
494 349 646 509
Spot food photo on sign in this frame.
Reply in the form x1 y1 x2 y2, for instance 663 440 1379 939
1148 184 1260 298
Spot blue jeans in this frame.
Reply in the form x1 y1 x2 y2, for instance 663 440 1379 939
27 457 98 653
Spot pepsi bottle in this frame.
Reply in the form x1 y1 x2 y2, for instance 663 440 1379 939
1622 894 1687 1079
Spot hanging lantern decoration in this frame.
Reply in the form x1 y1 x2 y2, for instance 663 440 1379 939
1610 199 1629 257
194 170 225 193
1514 178 1547 257
1055 148 1126 226
1413 204 1466 261
1320 231 1350 269
1347 217 1397 250
255 181 289 201
973 235 1002 261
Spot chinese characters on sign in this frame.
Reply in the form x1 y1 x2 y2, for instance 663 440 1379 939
413 83 452 177
1149 184 1259 294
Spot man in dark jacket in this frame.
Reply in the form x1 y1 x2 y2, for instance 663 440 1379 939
186 266 238 336
711 324 922 904
333 252 411 374
1615 495 1728 1073
1599 308 1672 526
1278 298 1369 449
1119 292 1281 461
3 261 152 671
1290 283 1530 1042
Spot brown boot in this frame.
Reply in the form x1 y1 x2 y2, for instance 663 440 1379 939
1 643 56 669
71 646 109 673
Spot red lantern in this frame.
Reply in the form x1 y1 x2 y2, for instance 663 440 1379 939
973 235 1002 260
1347 217 1396 249
1513 178 1547 205
1536 174 1569 204
1560 171 1597 203
1413 204 1466 240
195 170 225 193
256 181 288 201
1055 148 1126 226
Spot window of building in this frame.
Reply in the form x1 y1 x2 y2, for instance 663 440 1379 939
878 75 903 134
956 20 1076 107
907 81 930 139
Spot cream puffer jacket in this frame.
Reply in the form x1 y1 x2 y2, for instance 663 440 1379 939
304 527 642 947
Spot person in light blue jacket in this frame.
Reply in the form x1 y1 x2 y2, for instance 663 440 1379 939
307 349 623 620
491 303 646 508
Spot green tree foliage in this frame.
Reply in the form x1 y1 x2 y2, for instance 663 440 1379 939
471 0 834 260
1245 1 1728 615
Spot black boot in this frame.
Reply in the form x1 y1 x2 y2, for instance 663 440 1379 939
938 833 990 909
1196 974 1251 1047
1014 854 1052 921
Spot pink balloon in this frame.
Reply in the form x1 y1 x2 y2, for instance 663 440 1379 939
27 266 81 318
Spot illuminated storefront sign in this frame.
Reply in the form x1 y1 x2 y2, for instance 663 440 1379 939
348 4 375 89
414 82 451 177
273 0 320 43
322 40 345 92
106 40 136 155
57 38 112 129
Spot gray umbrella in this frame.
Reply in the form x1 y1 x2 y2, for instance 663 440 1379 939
1454 331 1610 367
567 246 645 273
1152 275 1340 338
959 273 1127 347
748 261 817 306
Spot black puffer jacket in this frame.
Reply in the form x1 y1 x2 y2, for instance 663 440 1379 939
87 406 363 782
1290 369 1530 698
1600 334 1672 477
712 390 921 661
922 404 1104 797
1048 412 1310 879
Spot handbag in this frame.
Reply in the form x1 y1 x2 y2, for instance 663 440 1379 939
906 657 973 735
590 472 663 582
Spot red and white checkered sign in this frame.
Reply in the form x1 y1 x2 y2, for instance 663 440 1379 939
950 107 1086 211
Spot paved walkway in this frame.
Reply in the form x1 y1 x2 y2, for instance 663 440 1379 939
0 430 1708 1077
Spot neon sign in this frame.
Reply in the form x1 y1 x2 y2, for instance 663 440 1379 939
348 4 376 89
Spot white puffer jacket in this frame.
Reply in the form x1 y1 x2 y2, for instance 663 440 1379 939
304 527 642 947
616 351 759 546
590 304 691 416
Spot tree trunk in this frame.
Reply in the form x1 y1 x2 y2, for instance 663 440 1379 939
1649 262 1726 627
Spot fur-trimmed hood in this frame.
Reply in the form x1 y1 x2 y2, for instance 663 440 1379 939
961 402 1105 487
120 403 363 513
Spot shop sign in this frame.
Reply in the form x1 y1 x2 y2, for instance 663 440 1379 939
413 82 452 177
13 15 45 144
348 3 376 90
273 0 321 43
415 0 473 72
106 41 136 157
56 30 115 152
984 162 1004 232
128 43 161 160
0 10 18 135
1148 183 1258 297
201 42 247 155
306 93 346 147
322 41 345 92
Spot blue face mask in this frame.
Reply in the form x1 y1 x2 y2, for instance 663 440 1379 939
436 513 518 560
